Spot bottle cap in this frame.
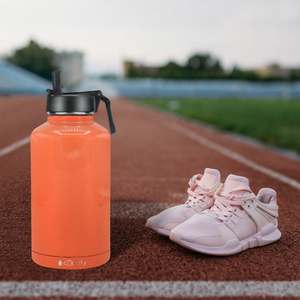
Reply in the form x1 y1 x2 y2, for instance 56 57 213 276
46 71 116 134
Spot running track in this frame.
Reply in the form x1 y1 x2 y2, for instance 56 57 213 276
0 96 300 299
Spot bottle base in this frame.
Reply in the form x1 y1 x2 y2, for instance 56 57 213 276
32 250 110 269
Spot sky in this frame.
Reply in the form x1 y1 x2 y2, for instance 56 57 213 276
1 0 300 75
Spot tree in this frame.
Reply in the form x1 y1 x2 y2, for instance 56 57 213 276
157 53 224 79
229 65 260 81
185 53 223 72
158 61 183 79
6 40 58 80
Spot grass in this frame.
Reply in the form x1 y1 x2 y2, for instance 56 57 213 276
133 98 300 155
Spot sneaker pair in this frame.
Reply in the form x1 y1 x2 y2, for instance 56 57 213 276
145 168 281 256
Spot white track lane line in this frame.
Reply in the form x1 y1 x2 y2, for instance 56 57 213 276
0 281 300 298
166 122 300 191
0 121 298 298
0 136 30 158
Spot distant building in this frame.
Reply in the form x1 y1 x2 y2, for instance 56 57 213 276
123 60 159 77
55 51 84 87
123 61 135 77
254 64 291 79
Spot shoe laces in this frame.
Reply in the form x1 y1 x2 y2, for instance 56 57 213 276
207 184 255 221
185 174 215 208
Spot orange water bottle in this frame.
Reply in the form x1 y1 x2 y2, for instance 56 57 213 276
31 71 116 269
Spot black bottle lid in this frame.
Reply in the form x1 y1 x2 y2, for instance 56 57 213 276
46 71 116 134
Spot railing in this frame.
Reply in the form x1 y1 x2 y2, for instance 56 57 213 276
76 78 300 100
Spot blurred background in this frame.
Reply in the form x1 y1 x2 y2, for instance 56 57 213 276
0 0 299 154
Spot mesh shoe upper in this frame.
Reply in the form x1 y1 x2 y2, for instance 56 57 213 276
171 174 280 247
147 168 221 232
174 214 222 242
154 205 192 228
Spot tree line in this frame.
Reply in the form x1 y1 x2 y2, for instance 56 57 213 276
4 40 57 81
3 40 300 81
126 54 300 81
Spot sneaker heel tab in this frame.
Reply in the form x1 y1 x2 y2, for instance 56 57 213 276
257 188 277 205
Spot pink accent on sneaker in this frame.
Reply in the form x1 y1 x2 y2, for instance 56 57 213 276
185 169 221 212
145 168 221 236
198 168 221 189
170 174 281 256
185 173 219 210
208 184 255 221
223 174 249 194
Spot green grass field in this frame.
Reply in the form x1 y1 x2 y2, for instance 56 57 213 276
133 98 300 155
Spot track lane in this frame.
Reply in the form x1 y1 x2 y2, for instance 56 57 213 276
0 95 46 149
0 96 299 284
139 103 300 182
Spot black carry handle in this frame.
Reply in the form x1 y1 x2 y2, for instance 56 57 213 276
100 95 116 135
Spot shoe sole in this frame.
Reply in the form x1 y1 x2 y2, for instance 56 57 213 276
145 218 170 237
170 223 281 256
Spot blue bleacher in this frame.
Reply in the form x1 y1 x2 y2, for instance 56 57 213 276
0 59 51 95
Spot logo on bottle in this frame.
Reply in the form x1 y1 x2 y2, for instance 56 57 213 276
58 259 87 266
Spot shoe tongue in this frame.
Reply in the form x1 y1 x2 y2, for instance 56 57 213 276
223 174 249 194
196 168 220 191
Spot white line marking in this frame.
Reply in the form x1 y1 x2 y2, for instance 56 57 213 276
0 136 30 158
166 122 300 191
1 281 299 297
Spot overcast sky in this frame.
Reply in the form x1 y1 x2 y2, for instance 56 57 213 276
1 0 299 74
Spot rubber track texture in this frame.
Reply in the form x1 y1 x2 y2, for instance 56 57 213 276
0 96 299 282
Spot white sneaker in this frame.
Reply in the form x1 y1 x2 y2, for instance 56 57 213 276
170 174 281 255
145 168 222 236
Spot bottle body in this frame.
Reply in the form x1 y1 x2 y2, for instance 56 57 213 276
31 115 110 269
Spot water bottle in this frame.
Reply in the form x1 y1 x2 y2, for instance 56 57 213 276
31 71 116 269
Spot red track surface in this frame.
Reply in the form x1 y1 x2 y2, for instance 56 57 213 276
0 96 300 283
